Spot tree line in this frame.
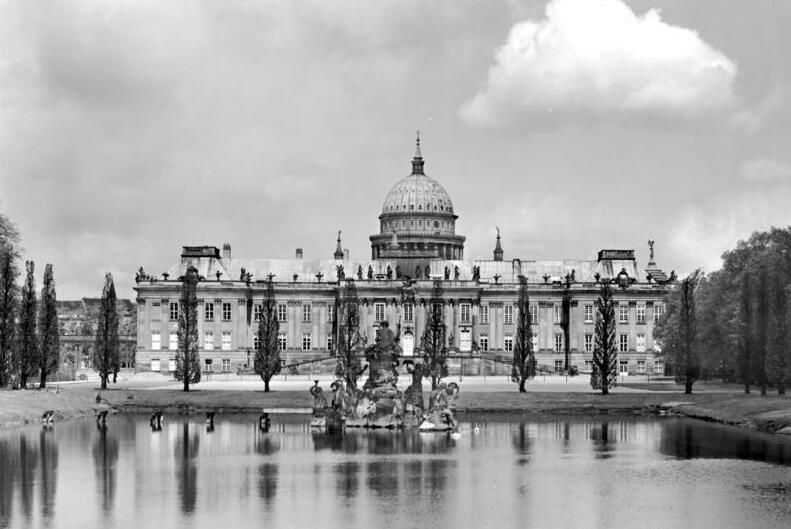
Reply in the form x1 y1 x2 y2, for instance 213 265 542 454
656 227 791 395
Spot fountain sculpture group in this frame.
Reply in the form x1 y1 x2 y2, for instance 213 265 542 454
310 322 459 432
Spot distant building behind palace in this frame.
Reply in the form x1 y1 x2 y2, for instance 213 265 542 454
134 136 673 377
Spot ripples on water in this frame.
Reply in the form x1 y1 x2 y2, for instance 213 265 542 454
1 415 790 529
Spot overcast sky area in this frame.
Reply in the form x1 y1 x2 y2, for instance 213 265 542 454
2 0 790 300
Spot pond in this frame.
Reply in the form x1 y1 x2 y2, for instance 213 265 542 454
1 414 790 529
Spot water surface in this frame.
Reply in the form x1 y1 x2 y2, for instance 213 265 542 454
1 414 790 529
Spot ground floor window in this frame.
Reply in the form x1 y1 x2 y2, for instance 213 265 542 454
504 336 513 352
554 360 563 373
619 360 629 374
554 334 563 353
168 359 176 372
150 358 160 371
531 335 538 351
222 331 232 351
204 358 213 372
151 331 161 350
222 358 231 372
637 360 646 374
619 334 629 352
204 331 214 350
479 335 488 352
253 335 260 350
654 361 664 374
169 332 178 351
636 333 646 352
585 360 592 372
302 333 312 351
584 334 593 352
327 335 334 351
278 334 287 350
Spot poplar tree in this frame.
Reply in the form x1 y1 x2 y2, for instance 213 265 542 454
38 264 59 388
756 264 770 396
657 271 702 394
17 261 38 388
175 267 200 391
590 280 617 395
93 273 119 389
335 279 365 391
421 279 448 390
511 276 535 392
0 245 19 387
0 212 20 387
766 281 790 395
254 277 281 392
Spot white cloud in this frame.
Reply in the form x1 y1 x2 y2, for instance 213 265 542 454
740 157 791 183
460 0 738 127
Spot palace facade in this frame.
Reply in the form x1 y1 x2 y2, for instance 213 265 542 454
134 137 673 377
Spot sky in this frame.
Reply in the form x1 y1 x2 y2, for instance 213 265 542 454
1 0 791 300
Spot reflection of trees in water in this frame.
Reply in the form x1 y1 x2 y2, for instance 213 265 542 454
311 432 359 453
92 427 120 515
174 423 200 516
39 430 59 523
659 420 790 466
589 422 614 459
255 435 280 456
18 434 38 521
0 440 16 526
334 461 360 501
257 462 278 503
512 423 532 462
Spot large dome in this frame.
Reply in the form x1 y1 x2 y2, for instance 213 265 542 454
381 173 454 215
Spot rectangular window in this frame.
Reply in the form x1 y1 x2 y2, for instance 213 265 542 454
223 302 232 321
636 333 646 352
303 304 312 322
479 335 488 351
554 333 563 353
529 304 538 325
504 336 514 352
480 305 489 324
404 303 414 322
204 331 214 350
504 306 513 325
278 334 287 351
327 305 335 323
584 334 593 353
654 304 665 323
168 359 176 372
460 303 471 324
619 305 628 324
637 360 646 374
254 304 263 322
619 360 629 374
302 333 312 351
253 334 260 350
222 331 231 351
585 360 592 372
327 335 334 351
584 304 594 323
278 304 287 322
554 360 563 373
654 361 664 374
204 359 213 373
169 332 178 351
151 331 161 350
151 302 161 321
204 302 214 321
619 334 629 352
636 305 646 324
222 358 231 372
531 335 539 351
553 305 562 324
375 303 385 322
169 302 179 321
150 358 160 371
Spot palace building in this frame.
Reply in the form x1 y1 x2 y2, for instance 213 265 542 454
134 137 673 377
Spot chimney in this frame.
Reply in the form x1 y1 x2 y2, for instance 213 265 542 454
222 242 231 260
296 248 303 259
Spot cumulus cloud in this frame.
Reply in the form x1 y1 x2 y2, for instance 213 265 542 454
460 0 738 126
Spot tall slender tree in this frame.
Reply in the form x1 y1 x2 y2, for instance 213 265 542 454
756 264 770 396
590 280 617 395
740 271 753 393
767 281 790 395
254 277 281 392
17 261 38 388
421 279 448 390
511 276 535 392
38 264 59 388
335 279 366 391
93 273 119 389
175 267 200 391
657 271 702 394
0 243 19 387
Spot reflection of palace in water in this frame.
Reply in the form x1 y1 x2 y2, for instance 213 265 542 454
134 136 673 376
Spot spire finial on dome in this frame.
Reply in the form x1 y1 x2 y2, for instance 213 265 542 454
334 230 344 260
411 130 425 175
493 226 503 261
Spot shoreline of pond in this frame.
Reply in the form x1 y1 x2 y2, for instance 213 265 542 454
1 384 790 435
